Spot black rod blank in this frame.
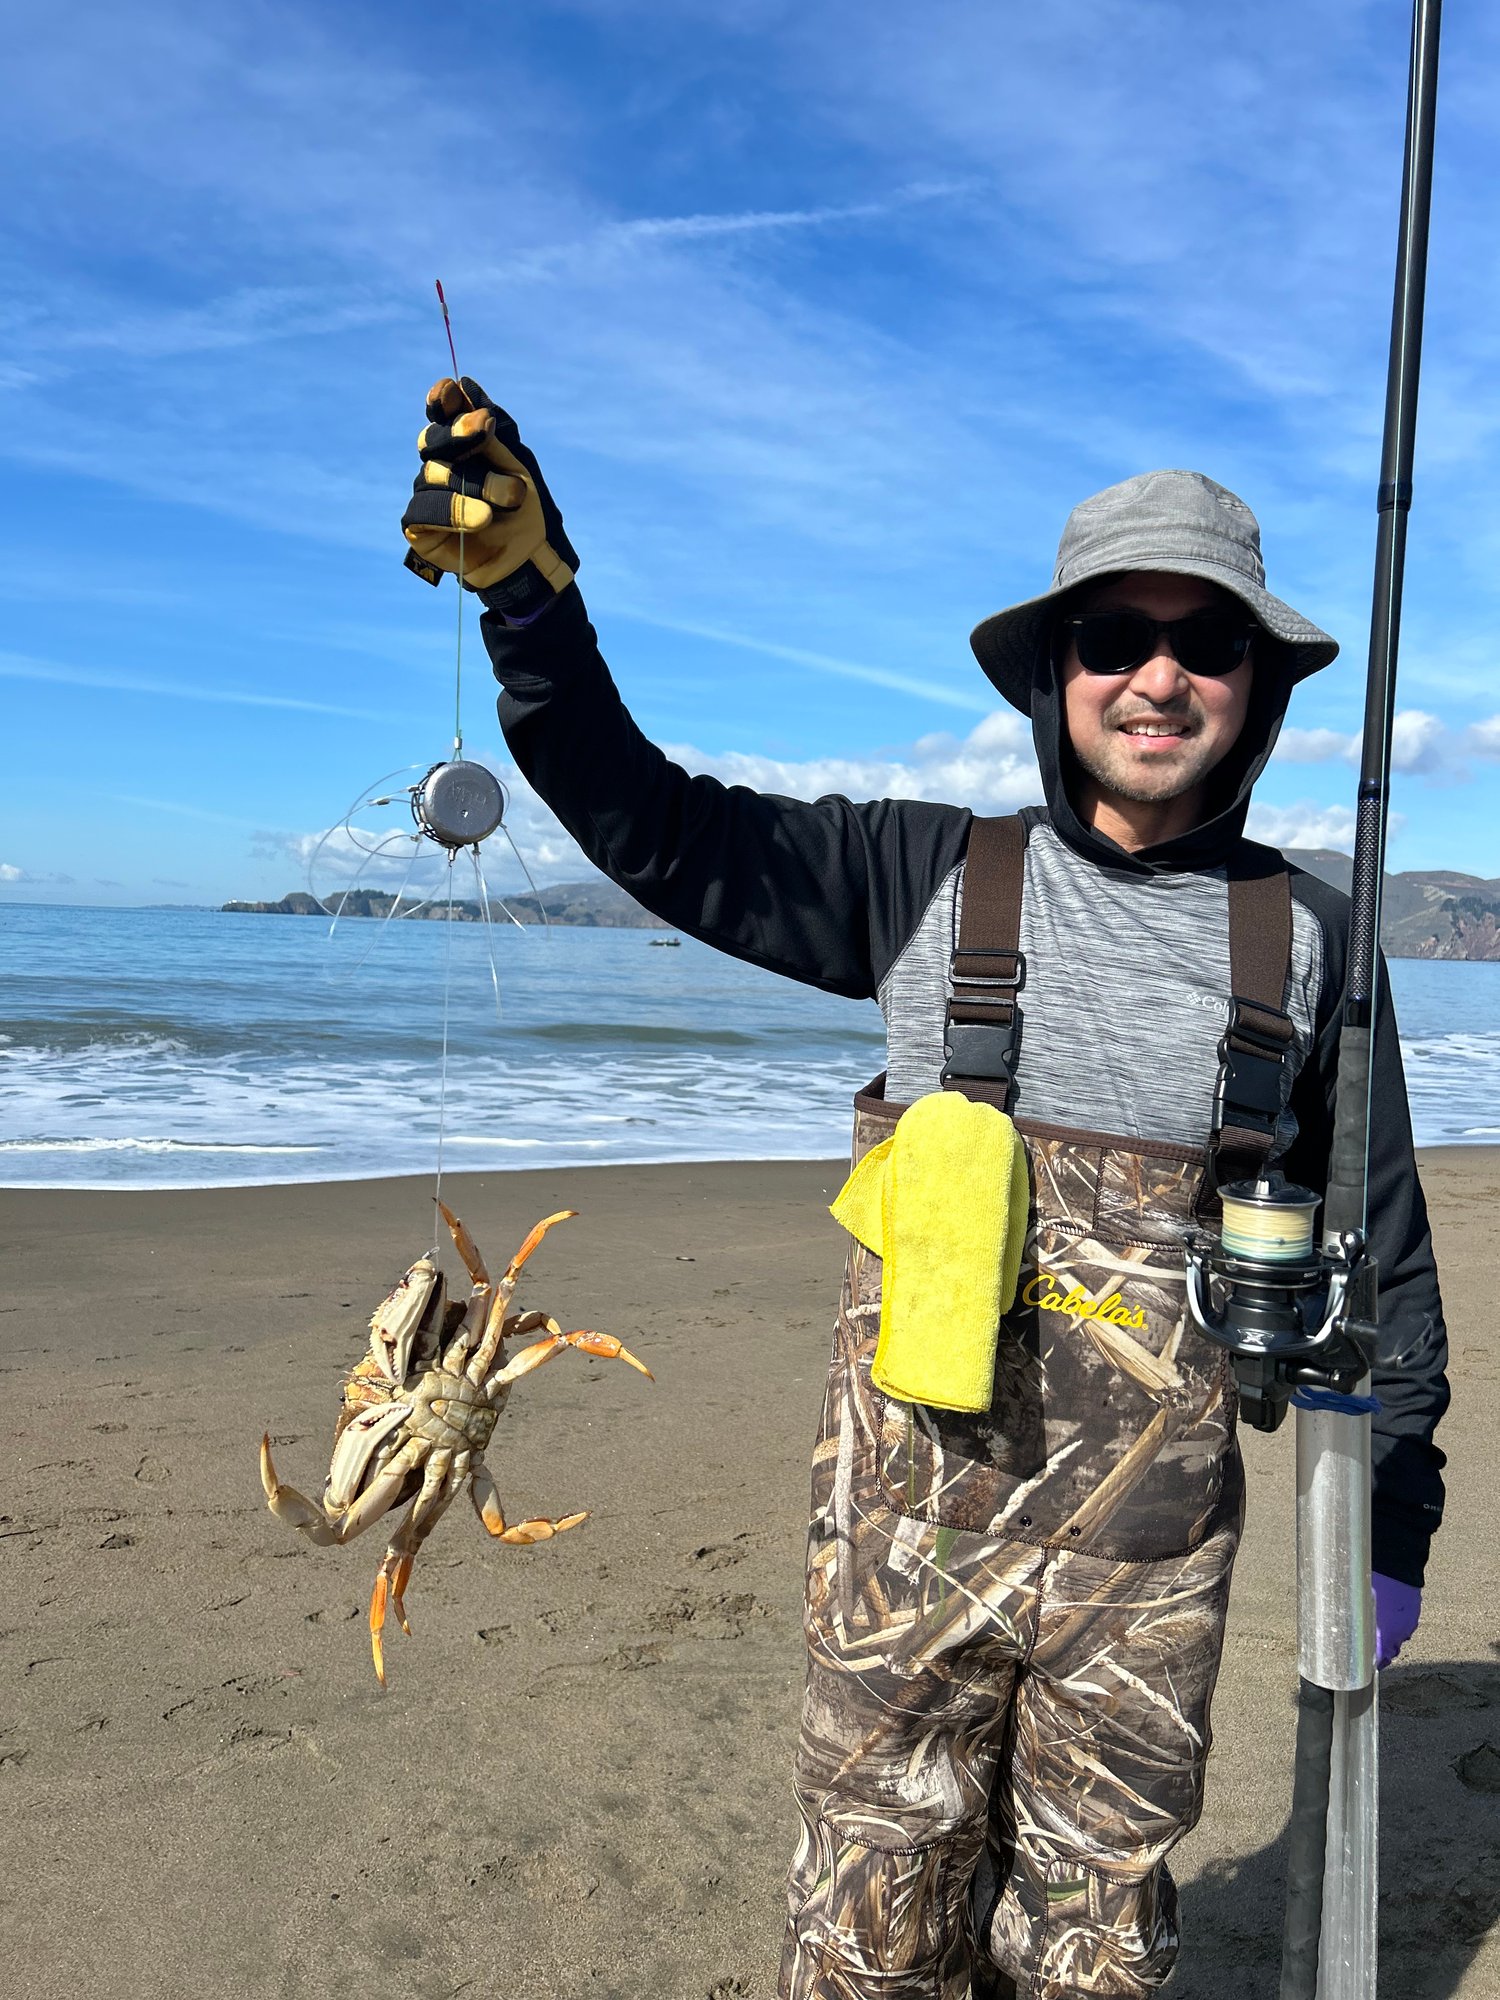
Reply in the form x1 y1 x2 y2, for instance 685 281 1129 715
1278 7 1443 1999
1326 0 1441 1248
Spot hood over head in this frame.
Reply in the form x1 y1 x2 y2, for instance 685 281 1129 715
970 470 1339 873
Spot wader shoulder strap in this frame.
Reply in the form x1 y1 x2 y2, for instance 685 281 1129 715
1209 842 1295 1195
941 814 1026 1111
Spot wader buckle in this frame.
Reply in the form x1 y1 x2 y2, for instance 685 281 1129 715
1212 998 1294 1136
941 1016 1020 1089
943 947 1025 1093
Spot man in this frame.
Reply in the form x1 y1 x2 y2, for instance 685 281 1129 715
402 387 1448 1999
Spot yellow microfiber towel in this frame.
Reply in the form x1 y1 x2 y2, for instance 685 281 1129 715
830 1091 1030 1413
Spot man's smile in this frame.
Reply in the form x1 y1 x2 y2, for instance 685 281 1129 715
1114 714 1196 749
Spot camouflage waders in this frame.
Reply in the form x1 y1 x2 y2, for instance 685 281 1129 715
781 819 1295 2000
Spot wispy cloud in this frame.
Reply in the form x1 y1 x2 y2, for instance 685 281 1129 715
602 181 972 245
107 793 274 830
40 286 406 365
0 650 416 725
608 608 992 712
0 862 76 888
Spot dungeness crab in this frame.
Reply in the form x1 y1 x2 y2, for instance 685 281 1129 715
260 1201 651 1683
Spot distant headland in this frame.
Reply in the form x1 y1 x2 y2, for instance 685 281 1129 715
222 878 668 929
223 854 1500 959
1284 850 1500 962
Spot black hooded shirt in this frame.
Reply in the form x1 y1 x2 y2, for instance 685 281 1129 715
484 584 1449 1585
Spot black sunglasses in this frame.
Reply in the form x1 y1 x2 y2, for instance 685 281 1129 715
1058 607 1256 679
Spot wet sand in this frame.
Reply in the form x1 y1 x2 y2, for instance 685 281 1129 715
2 1150 1496 1999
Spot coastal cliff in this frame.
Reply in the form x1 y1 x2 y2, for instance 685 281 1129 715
222 879 667 928
226 858 1500 958
1286 851 1500 962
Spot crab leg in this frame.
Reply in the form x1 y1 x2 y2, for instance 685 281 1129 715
467 1303 553 1386
502 1210 578 1291
368 1450 460 1686
486 1328 654 1393
436 1200 490 1289
442 1290 492 1375
470 1460 589 1545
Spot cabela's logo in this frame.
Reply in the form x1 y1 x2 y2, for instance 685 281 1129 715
1022 1270 1147 1331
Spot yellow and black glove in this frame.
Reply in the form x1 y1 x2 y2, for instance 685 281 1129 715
401 376 579 622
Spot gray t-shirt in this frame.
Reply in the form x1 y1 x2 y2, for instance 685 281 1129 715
880 820 1322 1156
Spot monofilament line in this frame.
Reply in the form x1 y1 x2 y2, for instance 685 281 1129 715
430 280 474 1230
454 513 465 756
437 278 467 759
433 849 458 1214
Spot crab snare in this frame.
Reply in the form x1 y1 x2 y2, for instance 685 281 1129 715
258 289 636 1688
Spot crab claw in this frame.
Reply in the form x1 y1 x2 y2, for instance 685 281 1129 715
260 1434 338 1544
368 1256 441 1384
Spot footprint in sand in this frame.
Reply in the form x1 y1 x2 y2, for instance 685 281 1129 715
689 1532 755 1571
647 1585 771 1641
1455 1742 1500 1795
1383 1668 1491 1718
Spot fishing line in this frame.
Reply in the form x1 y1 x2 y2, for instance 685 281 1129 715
433 850 458 1216
503 824 550 930
299 279 538 1228
432 278 466 1219
468 844 506 1023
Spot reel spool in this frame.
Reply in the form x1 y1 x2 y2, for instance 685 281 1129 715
1184 1171 1374 1433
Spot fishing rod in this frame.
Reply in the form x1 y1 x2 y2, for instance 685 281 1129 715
1183 3 1443 1993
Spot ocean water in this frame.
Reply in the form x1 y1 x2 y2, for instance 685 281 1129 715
1 904 1495 1189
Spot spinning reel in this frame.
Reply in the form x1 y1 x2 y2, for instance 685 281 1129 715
1184 1173 1378 1434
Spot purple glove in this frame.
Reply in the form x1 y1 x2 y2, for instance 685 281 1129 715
1373 1572 1422 1668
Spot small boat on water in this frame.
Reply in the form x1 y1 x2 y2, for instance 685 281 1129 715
649 936 682 947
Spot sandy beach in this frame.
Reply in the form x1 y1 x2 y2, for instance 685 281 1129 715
2 1150 1496 2000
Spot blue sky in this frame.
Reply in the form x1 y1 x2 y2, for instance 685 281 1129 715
4 0 1500 908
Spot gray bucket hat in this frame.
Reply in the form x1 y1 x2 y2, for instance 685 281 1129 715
970 469 1339 714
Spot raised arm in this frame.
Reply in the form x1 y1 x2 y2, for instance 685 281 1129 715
487 588 970 998
401 375 971 1000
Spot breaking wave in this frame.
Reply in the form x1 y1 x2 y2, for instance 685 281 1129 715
2 905 1492 1187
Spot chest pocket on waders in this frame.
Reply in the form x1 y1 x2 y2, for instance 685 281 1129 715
872 1129 1236 1560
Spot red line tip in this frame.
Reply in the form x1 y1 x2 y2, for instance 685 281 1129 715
434 280 459 378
